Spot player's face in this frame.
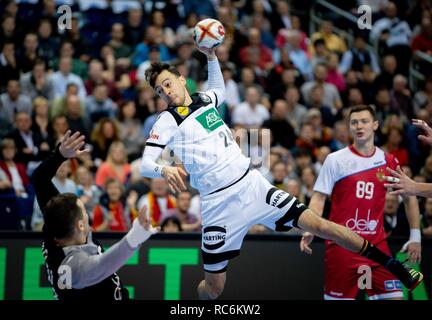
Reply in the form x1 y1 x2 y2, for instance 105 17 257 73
349 110 378 144
155 70 187 106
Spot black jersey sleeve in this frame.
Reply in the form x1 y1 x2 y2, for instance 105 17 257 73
32 146 67 210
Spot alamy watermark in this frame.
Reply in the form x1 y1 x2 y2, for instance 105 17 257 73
357 265 372 290
357 5 372 30
57 4 72 30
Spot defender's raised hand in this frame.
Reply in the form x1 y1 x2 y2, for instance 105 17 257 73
412 119 432 146
59 130 90 158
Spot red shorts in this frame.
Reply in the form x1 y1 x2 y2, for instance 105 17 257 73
324 243 403 300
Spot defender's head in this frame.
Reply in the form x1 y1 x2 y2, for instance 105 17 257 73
44 193 90 245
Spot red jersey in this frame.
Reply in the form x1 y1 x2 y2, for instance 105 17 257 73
314 145 399 245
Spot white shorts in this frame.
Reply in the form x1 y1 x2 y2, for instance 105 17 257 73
200 169 307 273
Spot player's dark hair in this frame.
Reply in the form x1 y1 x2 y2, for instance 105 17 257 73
349 104 376 120
145 62 181 88
44 193 83 240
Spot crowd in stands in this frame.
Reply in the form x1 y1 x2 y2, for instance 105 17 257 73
1 0 432 238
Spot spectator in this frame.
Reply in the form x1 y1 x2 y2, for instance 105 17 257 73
374 54 398 90
92 179 137 232
136 45 162 83
95 141 131 188
37 18 60 65
269 161 289 190
310 38 330 70
7 111 49 167
137 178 177 227
20 59 54 101
295 124 318 158
339 34 380 74
346 87 365 108
286 178 305 203
384 193 401 235
309 20 347 55
239 27 274 73
0 138 34 229
282 30 312 79
63 16 92 62
171 40 203 83
270 0 292 35
52 159 77 194
142 97 168 140
275 14 308 53
85 84 117 123
232 85 270 129
64 95 91 139
381 127 409 166
325 53 346 93
0 79 32 125
285 86 307 134
374 87 394 123
300 166 316 205
51 82 85 118
18 32 39 73
0 41 20 91
90 117 121 163
48 115 69 149
304 108 333 146
301 63 343 113
107 23 132 60
124 7 145 47
237 66 264 101
176 12 198 45
412 15 432 54
171 191 201 232
84 59 120 101
50 56 87 100
118 100 145 161
76 165 102 216
149 10 176 50
132 25 171 67
160 216 183 233
52 40 88 80
329 121 350 151
0 15 18 48
31 96 50 142
262 99 296 149
305 85 335 128
390 74 413 120
370 2 412 75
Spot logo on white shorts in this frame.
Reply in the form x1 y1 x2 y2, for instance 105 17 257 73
203 226 226 250
266 187 293 209
384 280 402 291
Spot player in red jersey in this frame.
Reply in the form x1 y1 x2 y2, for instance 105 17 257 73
300 105 422 300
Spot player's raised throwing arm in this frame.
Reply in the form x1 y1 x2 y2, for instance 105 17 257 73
197 46 226 107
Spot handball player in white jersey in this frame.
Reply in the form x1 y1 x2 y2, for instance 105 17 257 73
140 46 423 299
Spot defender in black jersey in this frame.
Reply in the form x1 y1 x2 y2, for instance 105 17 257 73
32 131 157 300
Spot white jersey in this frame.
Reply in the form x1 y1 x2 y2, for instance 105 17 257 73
141 59 250 196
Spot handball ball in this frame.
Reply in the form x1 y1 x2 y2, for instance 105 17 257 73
193 18 225 49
